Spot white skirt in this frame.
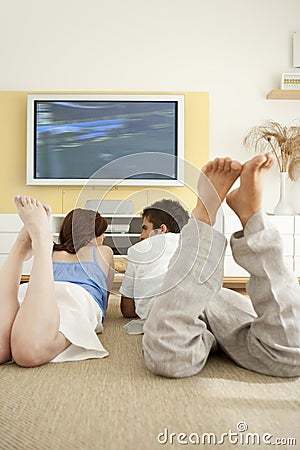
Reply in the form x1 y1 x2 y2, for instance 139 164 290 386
18 281 109 363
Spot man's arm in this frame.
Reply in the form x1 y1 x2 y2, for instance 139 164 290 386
119 254 137 318
120 295 138 318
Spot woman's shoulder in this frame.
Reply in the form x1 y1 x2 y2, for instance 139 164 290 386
52 250 78 263
95 245 114 258
94 245 114 274
98 244 113 253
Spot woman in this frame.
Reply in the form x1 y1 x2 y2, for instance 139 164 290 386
0 196 114 367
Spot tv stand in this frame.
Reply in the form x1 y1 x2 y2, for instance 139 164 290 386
1 213 300 280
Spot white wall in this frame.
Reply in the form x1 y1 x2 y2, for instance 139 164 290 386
1 0 300 212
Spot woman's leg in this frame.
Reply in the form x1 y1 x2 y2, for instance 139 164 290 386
143 158 242 378
0 227 32 363
11 196 70 367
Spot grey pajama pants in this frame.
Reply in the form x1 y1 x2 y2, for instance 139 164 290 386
142 210 300 378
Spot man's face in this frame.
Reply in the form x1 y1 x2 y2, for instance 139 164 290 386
140 216 154 240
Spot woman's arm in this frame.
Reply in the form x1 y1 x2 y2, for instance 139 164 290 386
96 245 115 293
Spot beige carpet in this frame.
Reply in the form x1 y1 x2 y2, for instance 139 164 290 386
0 294 299 450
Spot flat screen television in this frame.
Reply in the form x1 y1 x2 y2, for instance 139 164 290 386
26 94 184 186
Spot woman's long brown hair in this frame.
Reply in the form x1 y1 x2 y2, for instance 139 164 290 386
53 208 108 254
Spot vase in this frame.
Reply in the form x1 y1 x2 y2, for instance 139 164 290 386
273 172 294 215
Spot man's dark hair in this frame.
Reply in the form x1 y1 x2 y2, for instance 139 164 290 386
142 199 189 233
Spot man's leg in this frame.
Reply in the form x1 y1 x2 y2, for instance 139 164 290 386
211 153 300 377
142 157 242 378
11 196 70 367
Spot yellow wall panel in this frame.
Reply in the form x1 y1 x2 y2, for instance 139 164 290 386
0 92 209 213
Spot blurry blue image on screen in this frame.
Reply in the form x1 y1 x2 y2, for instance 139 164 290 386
34 101 178 180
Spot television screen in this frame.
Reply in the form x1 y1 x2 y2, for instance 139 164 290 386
26 94 184 186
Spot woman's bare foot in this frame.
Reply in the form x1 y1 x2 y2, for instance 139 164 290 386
14 196 53 252
12 227 33 261
226 153 274 228
192 157 242 225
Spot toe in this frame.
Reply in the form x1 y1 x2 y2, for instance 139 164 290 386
224 157 233 172
216 158 225 171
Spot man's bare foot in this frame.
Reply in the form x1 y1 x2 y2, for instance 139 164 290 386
226 153 274 228
14 196 53 252
192 157 242 225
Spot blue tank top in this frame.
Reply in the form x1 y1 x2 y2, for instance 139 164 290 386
53 247 108 318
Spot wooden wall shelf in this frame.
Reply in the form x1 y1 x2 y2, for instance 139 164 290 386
266 89 300 100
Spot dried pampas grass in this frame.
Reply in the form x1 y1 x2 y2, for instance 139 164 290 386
243 120 300 181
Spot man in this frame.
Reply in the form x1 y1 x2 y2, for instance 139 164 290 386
119 199 189 332
142 154 300 378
